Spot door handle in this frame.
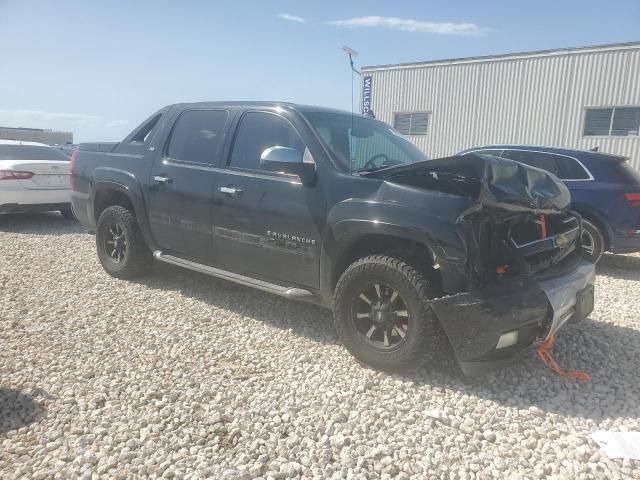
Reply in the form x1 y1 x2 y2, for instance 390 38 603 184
153 175 172 185
217 185 243 197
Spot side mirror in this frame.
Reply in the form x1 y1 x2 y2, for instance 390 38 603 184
260 146 316 183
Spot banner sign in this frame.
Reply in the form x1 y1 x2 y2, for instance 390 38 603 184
362 75 373 116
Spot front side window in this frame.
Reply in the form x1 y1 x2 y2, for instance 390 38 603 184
228 112 305 171
167 110 228 164
305 112 427 172
584 107 640 137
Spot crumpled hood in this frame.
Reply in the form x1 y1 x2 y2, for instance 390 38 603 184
362 153 571 214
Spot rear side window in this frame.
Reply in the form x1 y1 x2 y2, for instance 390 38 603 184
501 150 559 176
228 111 305 171
167 110 228 164
553 155 591 180
0 145 69 161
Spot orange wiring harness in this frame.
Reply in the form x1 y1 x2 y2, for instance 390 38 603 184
539 214 547 239
536 335 592 382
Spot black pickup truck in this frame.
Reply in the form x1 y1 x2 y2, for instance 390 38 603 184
71 102 595 375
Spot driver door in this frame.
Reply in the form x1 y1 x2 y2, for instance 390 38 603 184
210 110 325 288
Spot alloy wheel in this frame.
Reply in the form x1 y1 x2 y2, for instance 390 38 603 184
351 282 410 351
105 223 127 263
581 229 595 256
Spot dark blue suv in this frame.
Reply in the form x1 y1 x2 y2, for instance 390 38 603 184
457 145 640 262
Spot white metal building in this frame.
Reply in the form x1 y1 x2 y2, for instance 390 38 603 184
0 126 73 145
361 42 640 169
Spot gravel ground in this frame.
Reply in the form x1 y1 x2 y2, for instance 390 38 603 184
1 213 640 480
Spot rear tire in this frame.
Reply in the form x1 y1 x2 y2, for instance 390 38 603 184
581 219 605 263
96 205 152 279
333 255 444 372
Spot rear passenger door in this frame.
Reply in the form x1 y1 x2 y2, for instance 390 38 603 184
146 109 230 263
210 110 325 289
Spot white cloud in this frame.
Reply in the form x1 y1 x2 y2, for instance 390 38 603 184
105 119 130 128
0 109 102 124
327 16 483 35
0 109 132 142
278 13 306 24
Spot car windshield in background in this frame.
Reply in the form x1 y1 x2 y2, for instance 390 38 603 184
304 112 427 173
0 145 70 161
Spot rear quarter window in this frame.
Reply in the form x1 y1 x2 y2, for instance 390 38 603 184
553 155 591 180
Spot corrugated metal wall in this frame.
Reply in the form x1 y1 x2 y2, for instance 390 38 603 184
363 44 640 169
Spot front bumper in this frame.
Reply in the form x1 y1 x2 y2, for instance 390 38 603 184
431 259 596 376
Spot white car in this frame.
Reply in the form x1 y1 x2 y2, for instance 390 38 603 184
0 140 74 218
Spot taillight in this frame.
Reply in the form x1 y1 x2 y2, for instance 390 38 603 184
70 149 79 190
624 193 640 207
0 170 35 180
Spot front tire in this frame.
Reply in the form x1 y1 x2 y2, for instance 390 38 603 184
96 205 152 279
581 219 605 263
333 255 443 372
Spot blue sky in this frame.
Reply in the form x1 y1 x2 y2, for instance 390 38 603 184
0 0 638 142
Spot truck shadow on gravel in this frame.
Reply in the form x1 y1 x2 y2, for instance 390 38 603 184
0 212 85 235
596 252 640 280
132 262 338 346
135 263 640 422
0 388 46 435
414 319 640 422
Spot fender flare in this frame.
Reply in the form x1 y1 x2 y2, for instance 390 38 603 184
91 168 156 249
318 200 467 304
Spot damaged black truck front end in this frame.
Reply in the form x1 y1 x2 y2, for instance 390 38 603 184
364 154 596 375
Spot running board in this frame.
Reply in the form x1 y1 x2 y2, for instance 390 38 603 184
153 251 315 300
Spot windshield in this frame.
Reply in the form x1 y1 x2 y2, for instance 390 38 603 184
0 145 70 161
304 112 428 172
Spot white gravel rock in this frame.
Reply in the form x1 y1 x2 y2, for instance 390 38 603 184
1 213 640 479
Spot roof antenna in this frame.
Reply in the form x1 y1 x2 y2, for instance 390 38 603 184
590 146 599 152
342 46 361 175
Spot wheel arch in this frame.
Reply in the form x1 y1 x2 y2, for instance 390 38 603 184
319 227 446 309
91 173 156 250
572 204 612 250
